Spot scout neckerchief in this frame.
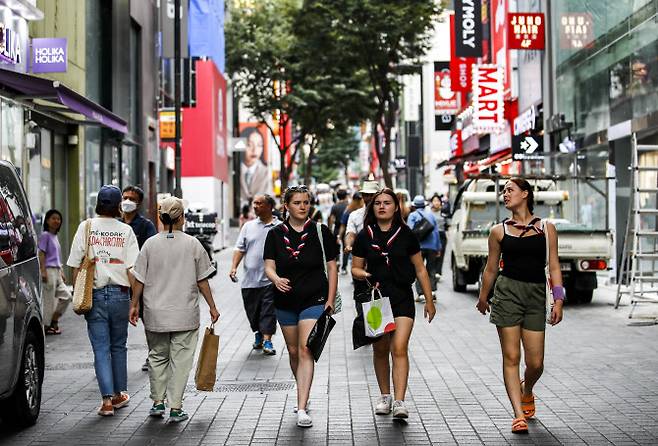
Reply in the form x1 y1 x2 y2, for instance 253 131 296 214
367 224 402 268
504 217 543 237
281 218 313 259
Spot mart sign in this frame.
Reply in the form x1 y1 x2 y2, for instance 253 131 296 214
472 64 504 133
508 13 545 50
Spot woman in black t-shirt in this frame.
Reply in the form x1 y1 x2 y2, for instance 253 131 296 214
351 188 436 420
263 186 338 428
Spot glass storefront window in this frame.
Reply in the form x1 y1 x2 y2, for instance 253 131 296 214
1 100 24 176
27 128 53 233
86 128 101 217
121 145 138 187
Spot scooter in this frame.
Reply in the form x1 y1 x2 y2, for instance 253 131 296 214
184 210 218 279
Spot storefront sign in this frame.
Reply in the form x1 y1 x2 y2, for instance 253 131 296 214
490 121 511 154
31 38 67 73
159 109 177 140
449 14 473 93
0 21 22 65
454 0 482 57
512 134 543 160
435 114 455 131
491 0 511 99
508 13 544 50
559 13 593 49
513 105 536 135
434 62 459 114
473 64 504 133
450 130 462 157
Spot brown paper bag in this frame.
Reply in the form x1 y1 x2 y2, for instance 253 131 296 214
195 325 219 391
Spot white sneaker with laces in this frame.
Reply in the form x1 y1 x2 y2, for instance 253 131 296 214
297 409 312 427
375 395 392 415
392 400 409 419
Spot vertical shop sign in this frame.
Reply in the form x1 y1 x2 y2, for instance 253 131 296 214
450 14 473 92
450 130 462 157
434 62 459 115
559 13 593 49
454 0 482 57
507 13 545 50
491 0 511 99
473 64 504 133
160 0 189 58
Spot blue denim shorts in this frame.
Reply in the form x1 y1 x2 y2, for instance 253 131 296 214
276 304 325 326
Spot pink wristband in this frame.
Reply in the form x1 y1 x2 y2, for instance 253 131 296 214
552 285 565 300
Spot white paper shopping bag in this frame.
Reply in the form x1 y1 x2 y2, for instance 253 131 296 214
362 288 396 338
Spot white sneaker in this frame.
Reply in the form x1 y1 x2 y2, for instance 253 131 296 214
392 400 409 419
293 399 310 413
375 395 392 415
297 410 312 428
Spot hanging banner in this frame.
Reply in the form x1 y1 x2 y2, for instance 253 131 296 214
434 62 459 115
508 13 545 50
559 13 594 49
473 64 504 133
450 14 473 93
454 0 482 57
450 130 462 157
491 0 511 99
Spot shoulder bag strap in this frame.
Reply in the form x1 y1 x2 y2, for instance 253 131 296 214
84 218 92 261
542 219 550 268
316 223 328 279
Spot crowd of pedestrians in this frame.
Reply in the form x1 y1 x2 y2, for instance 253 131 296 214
49 175 561 434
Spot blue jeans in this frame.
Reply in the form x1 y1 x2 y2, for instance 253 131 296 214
85 285 130 397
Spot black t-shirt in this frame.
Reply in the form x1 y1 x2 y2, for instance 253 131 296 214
263 220 339 311
330 201 348 235
352 224 420 304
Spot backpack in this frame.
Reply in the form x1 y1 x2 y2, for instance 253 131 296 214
411 210 434 242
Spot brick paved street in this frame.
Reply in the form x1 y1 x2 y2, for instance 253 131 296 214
1 247 658 445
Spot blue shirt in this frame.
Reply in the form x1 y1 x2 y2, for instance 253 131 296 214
235 217 281 288
123 213 157 249
407 208 441 252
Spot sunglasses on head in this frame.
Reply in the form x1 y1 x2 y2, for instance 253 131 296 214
286 185 309 193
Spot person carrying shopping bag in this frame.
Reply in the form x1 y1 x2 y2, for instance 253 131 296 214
351 188 436 419
39 209 71 335
66 185 140 417
476 177 564 434
263 185 339 428
129 196 220 423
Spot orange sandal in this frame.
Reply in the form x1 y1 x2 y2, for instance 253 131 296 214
520 381 536 418
512 416 528 434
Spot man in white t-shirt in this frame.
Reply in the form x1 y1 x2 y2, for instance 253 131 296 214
344 180 380 253
67 185 140 417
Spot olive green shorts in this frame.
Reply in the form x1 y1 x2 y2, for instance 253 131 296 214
490 274 546 332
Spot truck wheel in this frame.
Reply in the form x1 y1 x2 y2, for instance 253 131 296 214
0 330 43 428
568 288 593 304
452 257 467 292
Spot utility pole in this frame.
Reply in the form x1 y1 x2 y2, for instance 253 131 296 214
173 0 182 198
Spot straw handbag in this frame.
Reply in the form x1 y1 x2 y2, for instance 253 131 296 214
72 219 95 315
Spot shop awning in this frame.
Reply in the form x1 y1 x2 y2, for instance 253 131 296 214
0 69 128 133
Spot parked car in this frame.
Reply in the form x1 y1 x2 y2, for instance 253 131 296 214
0 160 44 428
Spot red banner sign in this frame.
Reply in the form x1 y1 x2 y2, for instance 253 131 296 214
434 62 459 114
508 13 545 50
450 14 473 93
491 0 511 99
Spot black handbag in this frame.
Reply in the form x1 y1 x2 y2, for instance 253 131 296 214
411 211 434 241
306 308 336 362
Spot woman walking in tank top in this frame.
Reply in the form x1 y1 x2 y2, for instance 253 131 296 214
476 178 564 434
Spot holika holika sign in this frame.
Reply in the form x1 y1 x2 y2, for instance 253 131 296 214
31 38 68 73
472 64 504 133
454 0 483 57
0 21 22 65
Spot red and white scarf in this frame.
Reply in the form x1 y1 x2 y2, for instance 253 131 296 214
367 224 402 268
281 219 313 259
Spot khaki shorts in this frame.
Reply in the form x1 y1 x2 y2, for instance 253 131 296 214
490 274 546 332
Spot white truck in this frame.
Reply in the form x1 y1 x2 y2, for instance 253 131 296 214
449 178 614 303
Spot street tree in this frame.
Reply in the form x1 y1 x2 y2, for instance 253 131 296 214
304 0 440 187
225 0 305 192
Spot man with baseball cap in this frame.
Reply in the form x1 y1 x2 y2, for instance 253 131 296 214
408 195 441 301
130 196 220 423
344 180 380 254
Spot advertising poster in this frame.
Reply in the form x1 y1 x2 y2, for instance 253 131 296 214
238 123 271 204
434 62 460 115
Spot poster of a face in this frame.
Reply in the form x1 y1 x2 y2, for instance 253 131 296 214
239 124 271 204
